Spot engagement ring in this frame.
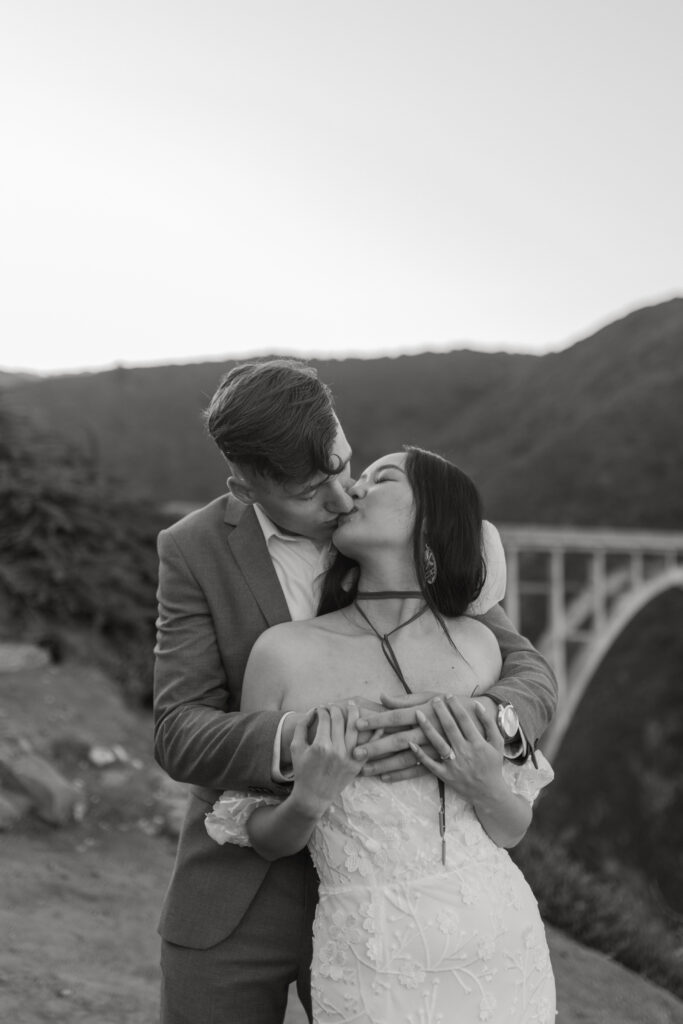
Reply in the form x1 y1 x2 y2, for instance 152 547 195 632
439 747 456 761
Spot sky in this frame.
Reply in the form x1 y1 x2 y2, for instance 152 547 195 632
1 0 682 375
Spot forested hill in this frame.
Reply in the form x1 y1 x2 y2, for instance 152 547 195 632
0 370 36 389
3 297 682 529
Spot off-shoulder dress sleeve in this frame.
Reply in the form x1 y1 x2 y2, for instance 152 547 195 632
467 520 507 615
205 789 282 846
502 751 554 805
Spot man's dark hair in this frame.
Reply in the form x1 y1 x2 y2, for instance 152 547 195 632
319 446 486 618
204 358 340 483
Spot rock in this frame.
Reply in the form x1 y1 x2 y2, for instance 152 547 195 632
0 643 51 674
0 748 86 825
87 743 131 767
88 745 119 768
0 789 33 830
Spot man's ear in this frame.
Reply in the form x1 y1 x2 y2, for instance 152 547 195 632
225 463 257 505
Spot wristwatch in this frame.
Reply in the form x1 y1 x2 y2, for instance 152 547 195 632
488 697 520 741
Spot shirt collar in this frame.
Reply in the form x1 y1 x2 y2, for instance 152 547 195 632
253 503 333 559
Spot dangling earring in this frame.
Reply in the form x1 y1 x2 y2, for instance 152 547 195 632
423 543 438 585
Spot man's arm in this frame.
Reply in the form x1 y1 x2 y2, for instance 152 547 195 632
473 603 558 749
153 528 288 794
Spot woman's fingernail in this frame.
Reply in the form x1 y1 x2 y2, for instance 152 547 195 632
416 710 425 723
432 697 443 705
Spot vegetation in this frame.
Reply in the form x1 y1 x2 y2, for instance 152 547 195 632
533 588 683 914
0 400 166 702
513 830 683 999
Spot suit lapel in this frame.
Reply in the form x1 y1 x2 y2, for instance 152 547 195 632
226 503 291 627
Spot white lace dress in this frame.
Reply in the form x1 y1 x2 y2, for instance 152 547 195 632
206 757 555 1024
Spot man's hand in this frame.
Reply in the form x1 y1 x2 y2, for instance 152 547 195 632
353 691 499 782
280 696 383 772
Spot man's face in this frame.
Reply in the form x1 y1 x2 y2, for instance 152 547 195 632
240 420 355 543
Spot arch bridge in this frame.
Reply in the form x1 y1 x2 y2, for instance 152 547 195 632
497 525 683 759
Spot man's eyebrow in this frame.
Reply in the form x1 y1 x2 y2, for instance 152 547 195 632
289 479 323 496
289 453 353 496
335 450 353 473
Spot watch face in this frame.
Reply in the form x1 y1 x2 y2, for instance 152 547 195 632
499 704 520 739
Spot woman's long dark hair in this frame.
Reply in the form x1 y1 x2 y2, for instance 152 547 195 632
318 446 486 618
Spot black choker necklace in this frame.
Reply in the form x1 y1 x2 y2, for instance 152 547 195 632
353 598 447 867
356 590 423 600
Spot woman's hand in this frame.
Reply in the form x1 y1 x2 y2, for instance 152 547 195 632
409 696 533 849
409 696 505 803
289 703 364 819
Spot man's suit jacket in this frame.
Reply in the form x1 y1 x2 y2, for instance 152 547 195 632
153 494 557 949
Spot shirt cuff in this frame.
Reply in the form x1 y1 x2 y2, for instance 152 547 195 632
503 731 527 761
271 712 295 783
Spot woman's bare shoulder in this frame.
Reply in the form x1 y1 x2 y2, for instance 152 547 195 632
444 614 503 682
447 614 499 645
250 611 348 660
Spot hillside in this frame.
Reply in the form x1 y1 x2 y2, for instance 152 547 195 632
454 299 683 527
0 370 37 389
2 654 683 1024
3 298 683 528
1 349 537 506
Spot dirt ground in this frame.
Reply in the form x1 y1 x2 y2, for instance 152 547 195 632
1 659 683 1024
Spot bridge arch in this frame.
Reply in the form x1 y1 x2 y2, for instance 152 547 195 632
498 525 683 761
539 566 683 759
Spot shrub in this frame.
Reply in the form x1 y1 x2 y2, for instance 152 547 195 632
513 829 683 999
0 401 164 702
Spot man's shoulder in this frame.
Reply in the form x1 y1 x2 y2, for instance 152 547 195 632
162 493 245 540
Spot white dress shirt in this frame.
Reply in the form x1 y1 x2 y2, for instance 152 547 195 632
253 504 334 621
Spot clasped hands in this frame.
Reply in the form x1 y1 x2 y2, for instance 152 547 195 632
287 692 505 813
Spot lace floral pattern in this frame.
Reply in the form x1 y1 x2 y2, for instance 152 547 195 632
308 762 555 1023
207 757 555 1023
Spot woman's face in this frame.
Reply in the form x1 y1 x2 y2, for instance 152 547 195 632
332 451 415 557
